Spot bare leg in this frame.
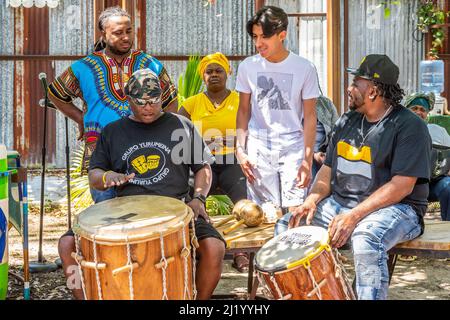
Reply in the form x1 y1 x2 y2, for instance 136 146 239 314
58 235 84 300
195 237 225 300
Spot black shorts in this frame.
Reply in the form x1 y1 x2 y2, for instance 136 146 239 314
194 216 226 247
61 217 225 248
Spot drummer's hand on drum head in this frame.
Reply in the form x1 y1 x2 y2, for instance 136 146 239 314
104 171 136 188
188 199 211 224
288 199 316 229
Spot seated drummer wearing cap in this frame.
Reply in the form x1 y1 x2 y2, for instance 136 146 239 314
405 92 450 221
275 54 432 300
58 68 225 300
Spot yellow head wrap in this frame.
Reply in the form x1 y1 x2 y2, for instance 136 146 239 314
198 52 231 78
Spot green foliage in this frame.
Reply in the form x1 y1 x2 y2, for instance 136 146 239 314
69 145 93 211
417 1 450 59
177 55 204 108
377 1 401 19
206 195 233 216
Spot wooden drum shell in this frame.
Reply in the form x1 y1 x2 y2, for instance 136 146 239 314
257 249 354 300
78 222 193 300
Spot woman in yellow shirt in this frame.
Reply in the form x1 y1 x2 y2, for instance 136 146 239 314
178 52 249 272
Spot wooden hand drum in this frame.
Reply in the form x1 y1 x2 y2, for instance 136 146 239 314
254 226 356 300
72 195 196 300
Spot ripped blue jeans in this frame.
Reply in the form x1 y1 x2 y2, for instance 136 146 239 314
274 196 422 300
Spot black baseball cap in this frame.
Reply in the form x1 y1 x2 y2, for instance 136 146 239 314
346 54 399 85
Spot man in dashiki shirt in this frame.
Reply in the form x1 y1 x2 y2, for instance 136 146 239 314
48 6 177 203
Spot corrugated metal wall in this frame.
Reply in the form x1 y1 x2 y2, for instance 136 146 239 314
266 0 328 93
0 6 15 149
348 0 424 95
1 0 256 167
1 0 425 167
146 0 255 88
49 0 95 167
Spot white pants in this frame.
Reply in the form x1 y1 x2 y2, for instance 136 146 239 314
246 135 306 208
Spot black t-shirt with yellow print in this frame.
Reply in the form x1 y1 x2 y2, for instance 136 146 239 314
89 112 214 200
324 106 432 218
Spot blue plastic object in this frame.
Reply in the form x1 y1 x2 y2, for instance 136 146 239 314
420 60 445 94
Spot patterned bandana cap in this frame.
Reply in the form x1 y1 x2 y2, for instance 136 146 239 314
198 52 231 78
404 92 435 111
124 68 162 104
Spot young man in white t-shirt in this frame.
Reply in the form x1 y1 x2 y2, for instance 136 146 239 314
235 5 319 213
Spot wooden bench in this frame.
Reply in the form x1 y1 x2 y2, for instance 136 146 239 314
210 215 274 298
387 220 450 283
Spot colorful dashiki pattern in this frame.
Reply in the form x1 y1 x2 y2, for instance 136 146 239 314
49 49 177 168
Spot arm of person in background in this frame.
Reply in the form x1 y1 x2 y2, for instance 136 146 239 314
297 98 317 188
48 96 84 140
163 98 178 113
178 106 191 120
178 93 193 120
188 164 212 223
48 68 84 140
235 92 256 184
159 67 179 113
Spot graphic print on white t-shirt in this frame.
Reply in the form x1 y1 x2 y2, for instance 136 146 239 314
257 72 293 110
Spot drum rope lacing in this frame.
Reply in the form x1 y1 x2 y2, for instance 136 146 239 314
181 225 191 300
159 232 169 300
92 235 103 300
74 234 87 299
125 236 135 300
330 249 354 300
306 263 323 300
269 274 291 300
190 218 198 300
256 271 274 299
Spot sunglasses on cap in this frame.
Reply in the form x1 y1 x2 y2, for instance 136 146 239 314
130 96 162 107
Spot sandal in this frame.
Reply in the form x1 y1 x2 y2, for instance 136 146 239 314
232 253 249 273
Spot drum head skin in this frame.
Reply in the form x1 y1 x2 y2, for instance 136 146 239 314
73 195 192 244
255 226 329 273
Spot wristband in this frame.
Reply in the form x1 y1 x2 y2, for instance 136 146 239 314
102 170 114 184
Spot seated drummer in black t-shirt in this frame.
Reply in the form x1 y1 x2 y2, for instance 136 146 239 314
58 69 225 300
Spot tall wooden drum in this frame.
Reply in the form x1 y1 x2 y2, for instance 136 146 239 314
72 195 196 300
255 226 355 300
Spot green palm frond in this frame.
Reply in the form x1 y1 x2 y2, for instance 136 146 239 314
206 195 233 216
177 55 204 108
69 144 93 211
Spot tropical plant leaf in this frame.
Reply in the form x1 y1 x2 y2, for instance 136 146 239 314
69 144 93 211
206 195 233 216
177 55 204 109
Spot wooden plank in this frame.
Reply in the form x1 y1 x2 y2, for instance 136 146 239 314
255 0 265 12
326 0 341 112
393 221 450 251
343 0 349 113
211 215 274 249
93 0 105 42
